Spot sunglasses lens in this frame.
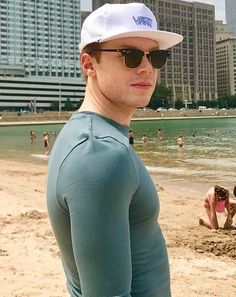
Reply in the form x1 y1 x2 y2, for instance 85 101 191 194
123 49 170 69
150 50 169 69
124 50 143 68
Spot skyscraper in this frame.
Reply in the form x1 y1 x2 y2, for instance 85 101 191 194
215 20 234 42
0 0 86 110
0 0 81 78
215 19 236 97
216 37 236 97
157 0 217 102
225 0 236 37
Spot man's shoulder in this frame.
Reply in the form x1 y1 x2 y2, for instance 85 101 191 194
54 113 130 165
68 112 129 147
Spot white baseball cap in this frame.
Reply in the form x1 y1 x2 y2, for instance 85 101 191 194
79 3 183 52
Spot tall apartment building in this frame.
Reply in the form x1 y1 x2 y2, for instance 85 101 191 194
215 20 234 42
215 20 236 98
225 0 236 37
216 38 236 97
93 0 218 103
0 0 85 110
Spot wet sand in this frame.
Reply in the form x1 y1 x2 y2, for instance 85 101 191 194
0 159 236 297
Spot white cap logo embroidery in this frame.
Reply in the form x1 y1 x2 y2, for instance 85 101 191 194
133 16 153 28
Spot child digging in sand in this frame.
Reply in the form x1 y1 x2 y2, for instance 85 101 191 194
199 185 236 232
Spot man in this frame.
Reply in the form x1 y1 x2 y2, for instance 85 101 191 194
47 3 182 297
128 129 134 146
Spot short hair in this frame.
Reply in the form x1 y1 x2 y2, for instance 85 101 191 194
80 42 102 81
214 185 228 200
234 185 236 197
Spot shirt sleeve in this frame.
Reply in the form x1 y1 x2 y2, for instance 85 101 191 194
57 140 137 296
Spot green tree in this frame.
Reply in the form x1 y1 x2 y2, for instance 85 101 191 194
197 100 218 108
51 102 59 111
218 95 236 108
189 101 198 109
148 84 173 109
77 99 84 109
175 100 184 109
64 98 73 111
228 95 236 108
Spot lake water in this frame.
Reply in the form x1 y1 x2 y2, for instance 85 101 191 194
0 117 235 188
130 118 236 188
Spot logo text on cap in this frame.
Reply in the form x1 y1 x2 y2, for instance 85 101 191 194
133 16 152 28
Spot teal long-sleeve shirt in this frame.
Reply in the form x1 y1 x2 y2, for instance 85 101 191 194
47 112 171 297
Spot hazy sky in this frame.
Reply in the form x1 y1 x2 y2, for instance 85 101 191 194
80 0 226 22
81 0 92 11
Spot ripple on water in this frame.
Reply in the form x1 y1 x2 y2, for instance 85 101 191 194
146 164 236 183
185 158 236 168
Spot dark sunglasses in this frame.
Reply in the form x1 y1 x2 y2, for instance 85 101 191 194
93 48 171 69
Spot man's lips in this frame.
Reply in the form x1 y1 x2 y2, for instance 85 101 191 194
131 82 152 88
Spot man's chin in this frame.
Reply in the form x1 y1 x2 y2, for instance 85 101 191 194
136 100 151 109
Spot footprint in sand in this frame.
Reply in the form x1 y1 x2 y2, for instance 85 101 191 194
0 248 8 256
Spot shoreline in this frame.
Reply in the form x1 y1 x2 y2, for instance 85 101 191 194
0 108 236 126
0 114 236 127
0 159 236 297
0 120 67 127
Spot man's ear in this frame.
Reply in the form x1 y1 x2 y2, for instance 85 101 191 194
80 53 96 77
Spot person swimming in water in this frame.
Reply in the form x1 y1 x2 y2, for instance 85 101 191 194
176 134 184 148
30 130 36 143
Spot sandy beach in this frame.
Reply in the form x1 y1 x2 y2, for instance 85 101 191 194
0 159 236 297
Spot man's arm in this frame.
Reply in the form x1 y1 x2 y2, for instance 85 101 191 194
58 143 136 296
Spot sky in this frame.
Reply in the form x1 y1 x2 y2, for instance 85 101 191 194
81 0 92 11
81 0 226 23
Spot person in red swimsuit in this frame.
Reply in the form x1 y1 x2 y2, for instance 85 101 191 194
199 185 236 232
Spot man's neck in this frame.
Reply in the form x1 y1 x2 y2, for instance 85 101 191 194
79 84 133 126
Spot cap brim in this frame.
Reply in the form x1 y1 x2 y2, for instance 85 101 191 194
79 30 183 52
101 30 183 49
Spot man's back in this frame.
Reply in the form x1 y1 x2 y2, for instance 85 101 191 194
47 112 170 297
